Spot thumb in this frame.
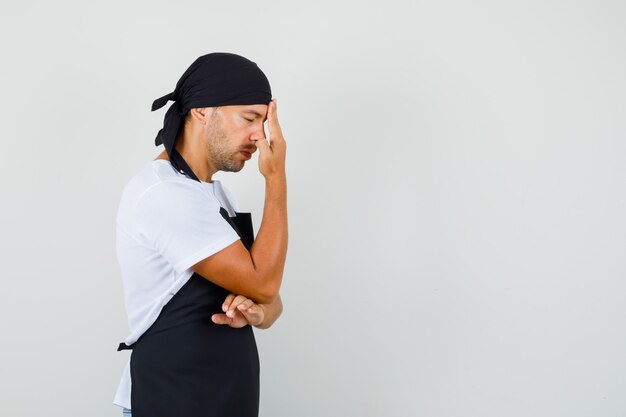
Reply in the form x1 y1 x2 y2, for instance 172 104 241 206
211 313 231 325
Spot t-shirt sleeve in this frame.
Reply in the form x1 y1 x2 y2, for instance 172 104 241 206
133 181 241 274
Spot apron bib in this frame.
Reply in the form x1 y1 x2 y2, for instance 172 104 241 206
117 207 259 417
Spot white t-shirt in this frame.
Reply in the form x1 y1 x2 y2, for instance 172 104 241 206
113 159 242 410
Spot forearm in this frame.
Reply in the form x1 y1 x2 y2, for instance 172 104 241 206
249 175 288 300
254 293 283 329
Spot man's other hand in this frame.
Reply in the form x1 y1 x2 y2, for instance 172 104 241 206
211 293 265 328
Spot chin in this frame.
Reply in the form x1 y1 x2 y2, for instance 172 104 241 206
222 163 244 173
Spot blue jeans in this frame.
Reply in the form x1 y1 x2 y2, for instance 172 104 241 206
122 407 131 416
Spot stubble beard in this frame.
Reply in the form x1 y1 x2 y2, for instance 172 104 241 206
205 117 244 173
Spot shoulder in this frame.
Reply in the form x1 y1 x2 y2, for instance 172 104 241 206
120 161 219 216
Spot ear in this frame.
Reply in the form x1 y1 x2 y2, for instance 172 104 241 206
187 107 204 123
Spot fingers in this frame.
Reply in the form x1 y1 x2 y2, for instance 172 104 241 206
256 137 270 154
214 294 263 327
236 299 254 313
267 99 284 142
226 295 253 318
241 304 264 327
222 293 236 313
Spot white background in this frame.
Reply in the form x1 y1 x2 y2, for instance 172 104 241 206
1 1 624 416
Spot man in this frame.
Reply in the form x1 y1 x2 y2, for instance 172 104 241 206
113 52 288 417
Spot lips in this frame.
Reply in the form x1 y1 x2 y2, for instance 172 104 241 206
240 151 252 159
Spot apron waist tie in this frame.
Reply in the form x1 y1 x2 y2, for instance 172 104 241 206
117 342 134 351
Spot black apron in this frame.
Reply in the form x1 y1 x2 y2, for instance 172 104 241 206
117 207 259 417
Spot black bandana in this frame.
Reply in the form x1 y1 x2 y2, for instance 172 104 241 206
151 52 272 182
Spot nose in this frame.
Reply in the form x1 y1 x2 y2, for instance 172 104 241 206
247 134 264 152
249 123 266 148
250 132 266 145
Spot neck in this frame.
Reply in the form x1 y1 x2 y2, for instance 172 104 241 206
157 131 217 183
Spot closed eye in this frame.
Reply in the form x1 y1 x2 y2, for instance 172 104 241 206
244 117 254 122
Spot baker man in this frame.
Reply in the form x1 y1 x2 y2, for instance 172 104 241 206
112 52 288 417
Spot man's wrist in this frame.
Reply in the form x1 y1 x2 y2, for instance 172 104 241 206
253 303 269 329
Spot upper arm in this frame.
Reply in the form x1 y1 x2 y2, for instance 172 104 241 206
133 181 274 303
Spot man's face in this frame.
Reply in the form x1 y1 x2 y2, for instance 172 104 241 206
204 104 268 172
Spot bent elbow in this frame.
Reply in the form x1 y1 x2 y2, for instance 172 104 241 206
253 281 280 305
254 290 277 305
